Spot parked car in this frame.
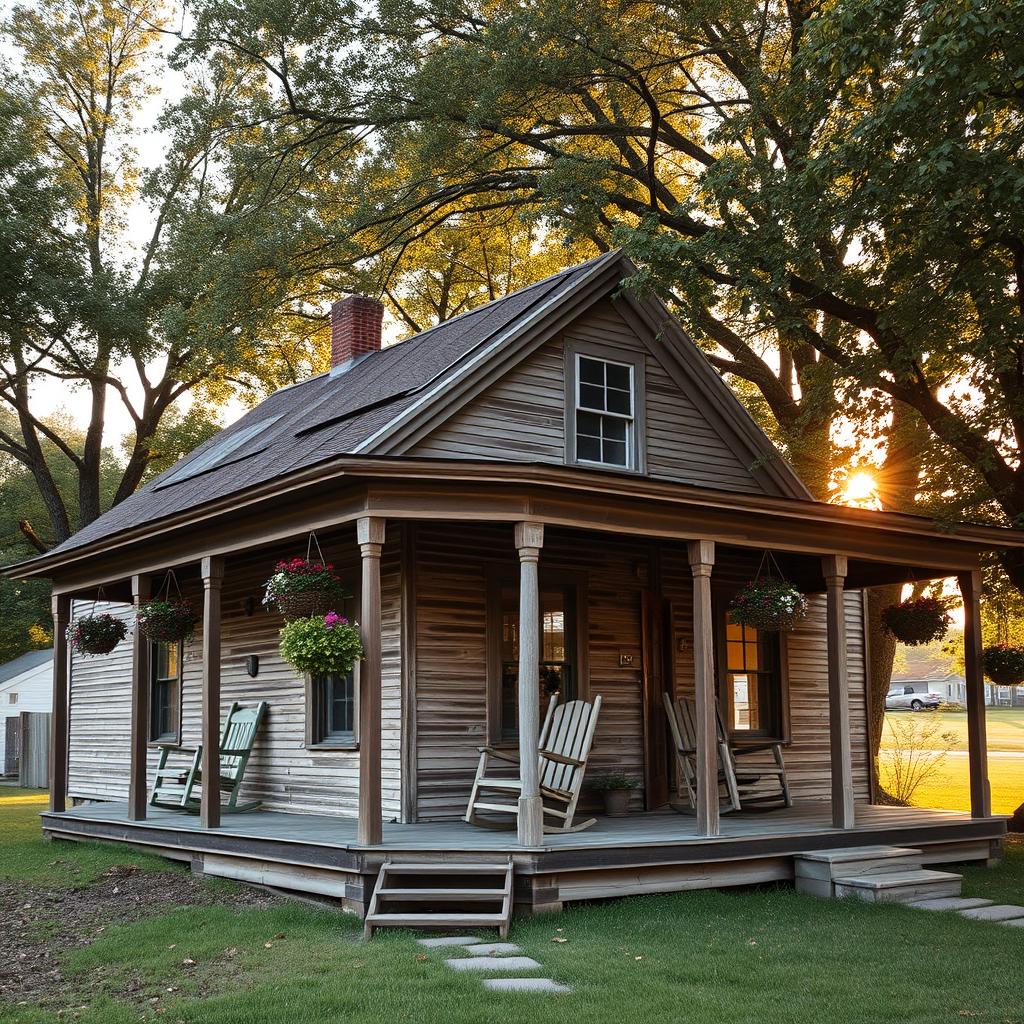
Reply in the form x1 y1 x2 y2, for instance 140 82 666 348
886 685 943 711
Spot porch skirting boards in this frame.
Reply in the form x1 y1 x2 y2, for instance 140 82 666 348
41 801 1005 919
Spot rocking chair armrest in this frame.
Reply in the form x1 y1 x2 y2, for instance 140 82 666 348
219 747 251 756
477 746 520 765
541 750 585 767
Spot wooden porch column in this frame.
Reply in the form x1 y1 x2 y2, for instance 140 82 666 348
357 516 385 846
200 556 224 830
49 593 71 813
688 540 718 837
515 521 545 847
129 574 151 820
824 555 855 829
958 569 991 818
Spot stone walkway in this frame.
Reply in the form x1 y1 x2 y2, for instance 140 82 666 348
907 896 1024 925
418 935 571 994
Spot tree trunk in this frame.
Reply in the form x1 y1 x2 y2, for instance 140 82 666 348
865 584 901 792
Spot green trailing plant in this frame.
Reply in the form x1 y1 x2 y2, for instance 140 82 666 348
982 644 1024 687
881 596 953 646
136 599 197 643
66 613 127 656
279 611 363 677
729 577 808 632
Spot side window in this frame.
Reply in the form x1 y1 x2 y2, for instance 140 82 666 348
150 641 182 744
307 590 359 748
491 581 579 742
566 348 644 472
718 610 785 740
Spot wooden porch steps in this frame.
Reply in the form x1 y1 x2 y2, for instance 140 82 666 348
363 859 514 939
794 845 964 903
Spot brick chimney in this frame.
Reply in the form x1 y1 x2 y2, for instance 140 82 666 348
330 295 384 371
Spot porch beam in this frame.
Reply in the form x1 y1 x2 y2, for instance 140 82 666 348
958 569 991 818
49 594 71 813
688 539 718 837
129 574 151 820
357 516 385 846
823 555 855 829
200 556 224 829
515 521 545 847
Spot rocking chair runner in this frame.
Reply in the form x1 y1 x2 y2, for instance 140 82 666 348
150 701 268 813
663 693 790 813
465 695 603 834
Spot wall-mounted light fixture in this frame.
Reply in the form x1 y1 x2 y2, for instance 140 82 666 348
244 596 257 617
245 654 260 678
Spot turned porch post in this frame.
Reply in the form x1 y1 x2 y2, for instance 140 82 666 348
357 516 385 846
49 593 71 813
129 574 152 820
515 521 545 847
200 556 224 829
824 555 855 829
688 540 719 837
958 569 991 818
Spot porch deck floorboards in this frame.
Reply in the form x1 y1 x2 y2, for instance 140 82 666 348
46 800 987 853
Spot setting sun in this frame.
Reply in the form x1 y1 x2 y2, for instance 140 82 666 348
840 470 881 509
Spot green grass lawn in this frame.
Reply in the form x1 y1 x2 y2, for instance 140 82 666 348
878 709 1024 815
2 788 1024 1024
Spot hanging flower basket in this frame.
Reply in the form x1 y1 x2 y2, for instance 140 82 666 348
983 645 1024 687
264 535 348 621
137 598 198 643
881 596 952 646
729 576 808 632
279 612 363 676
66 613 128 656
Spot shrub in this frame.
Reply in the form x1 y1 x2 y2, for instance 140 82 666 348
66 613 127 656
136 599 197 643
881 596 952 646
983 644 1024 686
729 577 808 632
592 773 639 792
279 611 363 676
879 712 958 805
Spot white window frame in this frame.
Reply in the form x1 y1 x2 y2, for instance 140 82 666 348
565 345 645 473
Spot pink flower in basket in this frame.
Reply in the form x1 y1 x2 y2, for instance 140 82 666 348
324 611 350 630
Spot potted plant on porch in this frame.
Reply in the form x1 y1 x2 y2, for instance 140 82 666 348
592 773 638 817
279 611 363 677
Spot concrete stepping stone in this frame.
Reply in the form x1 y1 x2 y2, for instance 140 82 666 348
1002 918 1024 927
446 956 542 972
417 935 483 948
483 978 572 994
464 942 523 956
959 905 1024 922
907 897 993 912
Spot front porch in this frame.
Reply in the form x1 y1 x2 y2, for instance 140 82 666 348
42 799 1006 916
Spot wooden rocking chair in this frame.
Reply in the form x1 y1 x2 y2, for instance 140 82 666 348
150 701 268 814
663 693 790 813
465 695 603 834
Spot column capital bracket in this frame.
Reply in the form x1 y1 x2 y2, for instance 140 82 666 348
357 516 386 548
514 521 544 553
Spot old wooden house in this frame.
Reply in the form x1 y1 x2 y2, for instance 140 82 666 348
16 251 1020 928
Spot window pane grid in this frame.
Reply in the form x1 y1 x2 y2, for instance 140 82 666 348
574 354 635 469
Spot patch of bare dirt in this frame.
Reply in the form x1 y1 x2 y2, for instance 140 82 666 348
0 862 282 1008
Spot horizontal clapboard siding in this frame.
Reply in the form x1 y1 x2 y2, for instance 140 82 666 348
67 539 403 819
411 299 774 495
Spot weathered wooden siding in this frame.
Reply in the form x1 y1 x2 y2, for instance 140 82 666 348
411 299 776 495
67 540 404 819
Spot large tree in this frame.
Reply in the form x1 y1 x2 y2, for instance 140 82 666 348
0 0 356 549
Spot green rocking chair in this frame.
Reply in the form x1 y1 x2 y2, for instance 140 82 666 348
150 701 268 813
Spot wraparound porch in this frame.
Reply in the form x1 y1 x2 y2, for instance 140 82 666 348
42 799 1006 916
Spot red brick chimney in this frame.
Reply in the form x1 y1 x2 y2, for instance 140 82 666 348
330 295 384 371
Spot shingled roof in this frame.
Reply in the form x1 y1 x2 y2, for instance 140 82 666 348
43 251 625 558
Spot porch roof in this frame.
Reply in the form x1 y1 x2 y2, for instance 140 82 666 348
12 458 1024 593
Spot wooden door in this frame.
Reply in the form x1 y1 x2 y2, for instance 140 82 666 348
641 588 671 809
5 716 21 776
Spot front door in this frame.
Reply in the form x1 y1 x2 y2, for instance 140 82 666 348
641 588 672 809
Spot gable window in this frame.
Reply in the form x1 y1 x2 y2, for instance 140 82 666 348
491 581 580 742
574 354 635 468
718 610 786 741
150 641 182 745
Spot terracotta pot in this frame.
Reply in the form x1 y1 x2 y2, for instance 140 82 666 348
602 789 632 817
